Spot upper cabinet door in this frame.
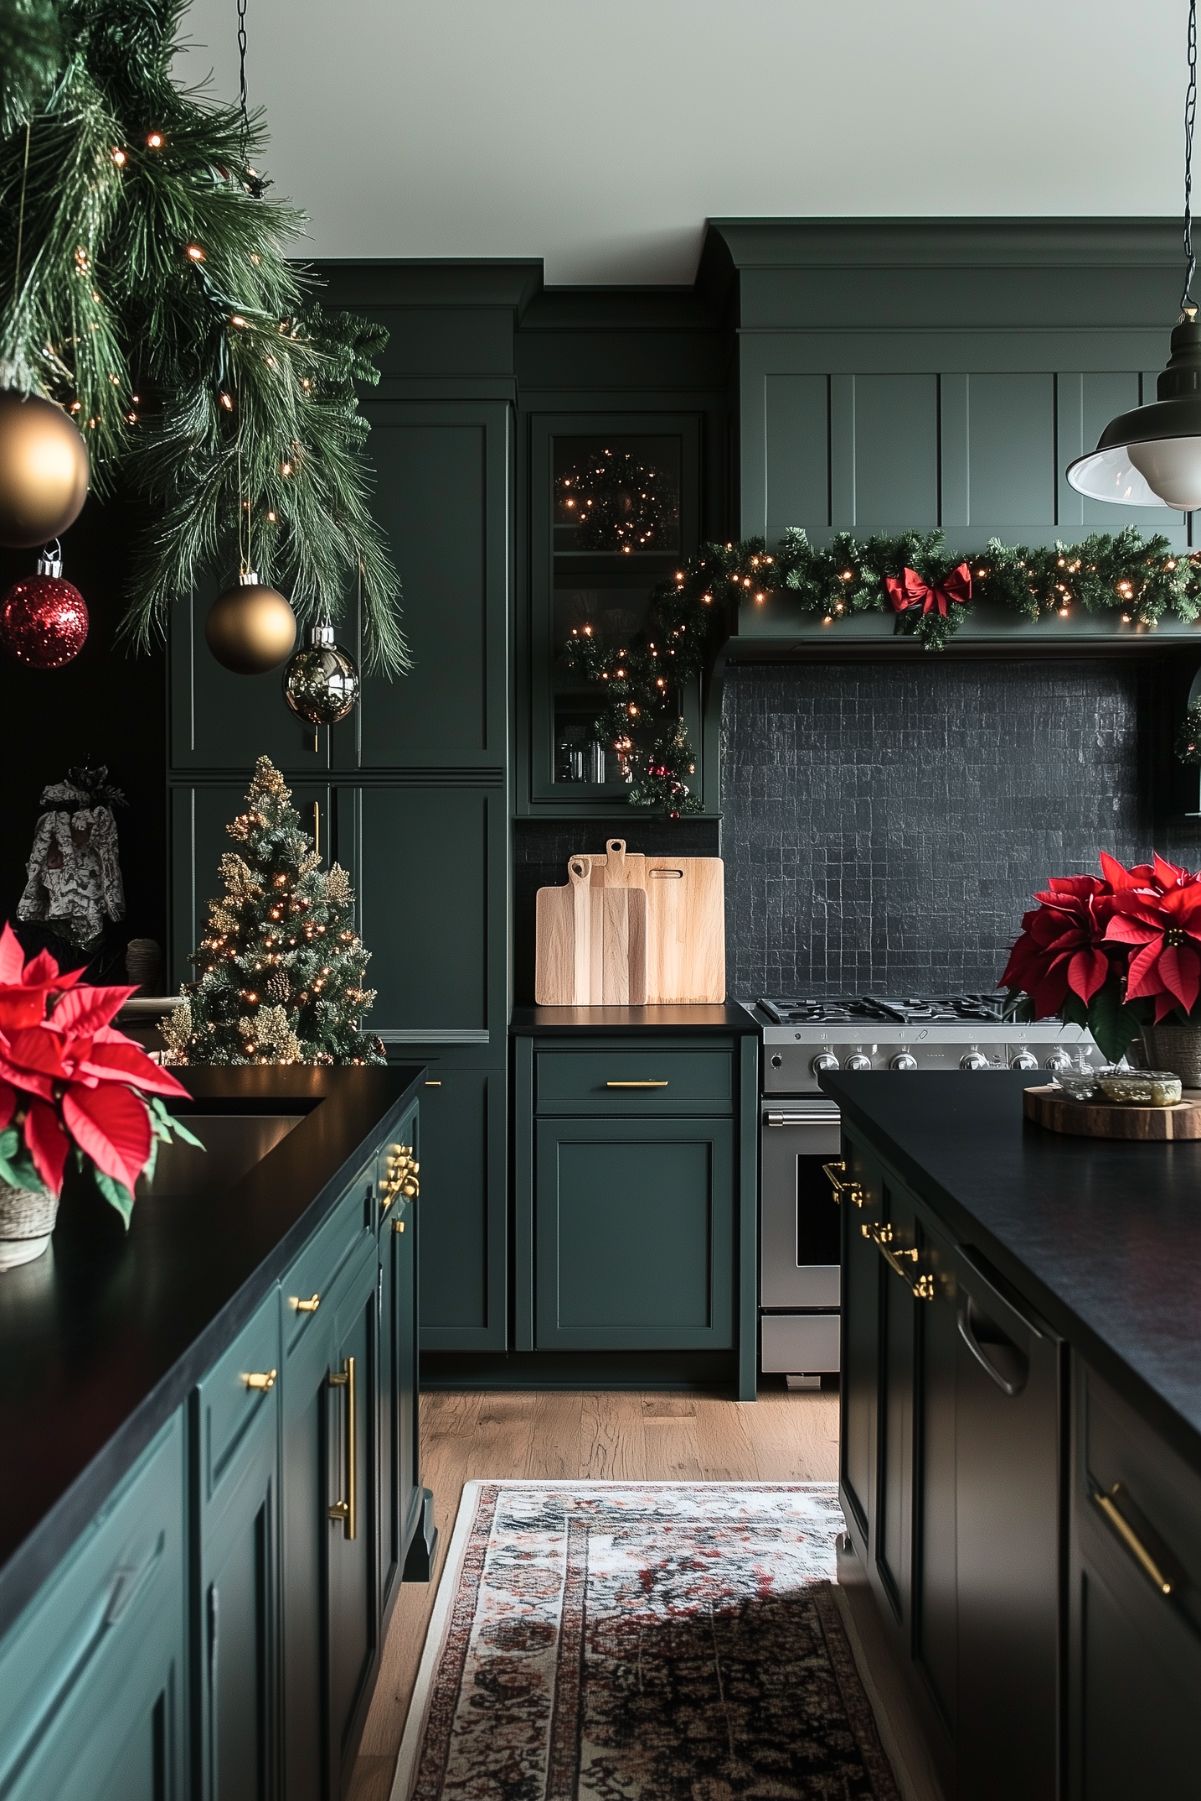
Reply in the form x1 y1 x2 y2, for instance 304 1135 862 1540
170 582 332 773
332 401 511 772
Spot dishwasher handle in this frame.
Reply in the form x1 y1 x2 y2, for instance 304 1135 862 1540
957 1294 1029 1397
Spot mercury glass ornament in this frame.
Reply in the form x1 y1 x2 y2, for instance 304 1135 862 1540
282 621 360 725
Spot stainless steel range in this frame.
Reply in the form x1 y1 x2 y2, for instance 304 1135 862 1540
746 992 1104 1382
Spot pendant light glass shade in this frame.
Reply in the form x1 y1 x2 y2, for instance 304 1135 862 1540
1066 317 1201 510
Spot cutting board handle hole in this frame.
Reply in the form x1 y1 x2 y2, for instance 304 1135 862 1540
650 868 684 880
569 858 589 879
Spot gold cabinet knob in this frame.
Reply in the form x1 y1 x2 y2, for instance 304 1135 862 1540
291 1293 320 1313
243 1369 277 1391
393 1217 406 1233
400 1178 419 1199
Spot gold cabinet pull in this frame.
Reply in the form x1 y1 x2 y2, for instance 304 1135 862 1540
393 1217 406 1234
862 1221 935 1300
605 1079 669 1089
424 1079 442 1087
242 1369 277 1391
1092 1484 1175 1597
822 1159 865 1208
312 801 320 859
328 1356 357 1540
291 1293 320 1314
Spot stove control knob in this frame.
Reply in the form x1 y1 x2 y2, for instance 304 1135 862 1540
1044 1049 1071 1073
960 1050 989 1071
770 1053 783 1068
811 1052 839 1077
1010 1050 1039 1071
890 1053 918 1072
844 1052 872 1072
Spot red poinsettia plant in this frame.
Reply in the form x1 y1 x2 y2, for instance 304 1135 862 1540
1000 852 1201 1062
0 925 199 1224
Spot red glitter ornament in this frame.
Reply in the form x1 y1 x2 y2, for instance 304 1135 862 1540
0 543 88 668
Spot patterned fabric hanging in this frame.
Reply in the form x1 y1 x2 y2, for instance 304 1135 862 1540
17 766 126 949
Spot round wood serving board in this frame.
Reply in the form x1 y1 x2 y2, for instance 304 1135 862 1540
1023 1083 1201 1140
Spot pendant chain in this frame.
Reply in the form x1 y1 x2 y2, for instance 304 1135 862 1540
236 0 250 146
1183 0 1197 315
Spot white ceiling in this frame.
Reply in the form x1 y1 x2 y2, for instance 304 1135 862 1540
179 0 1182 285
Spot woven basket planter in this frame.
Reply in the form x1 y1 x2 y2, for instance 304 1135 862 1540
1141 1023 1201 1090
0 1183 59 1270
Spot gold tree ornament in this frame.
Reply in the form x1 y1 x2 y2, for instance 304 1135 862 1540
205 570 297 674
0 391 89 547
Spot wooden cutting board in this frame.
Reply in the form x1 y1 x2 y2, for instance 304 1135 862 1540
536 857 648 1004
587 838 647 888
641 855 725 1004
1023 1084 1201 1140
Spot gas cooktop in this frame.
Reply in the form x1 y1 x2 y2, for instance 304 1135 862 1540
757 992 1013 1026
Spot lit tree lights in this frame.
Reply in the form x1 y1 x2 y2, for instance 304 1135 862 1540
161 758 384 1066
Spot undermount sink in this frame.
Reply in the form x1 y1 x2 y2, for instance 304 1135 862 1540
141 1111 307 1196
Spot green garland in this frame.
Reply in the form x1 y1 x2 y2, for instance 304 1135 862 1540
0 0 407 672
563 524 1201 815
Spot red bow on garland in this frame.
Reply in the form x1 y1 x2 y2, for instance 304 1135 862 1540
884 562 973 618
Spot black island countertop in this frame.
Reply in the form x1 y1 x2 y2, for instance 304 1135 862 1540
510 1003 758 1035
0 1063 424 1631
824 1070 1201 1473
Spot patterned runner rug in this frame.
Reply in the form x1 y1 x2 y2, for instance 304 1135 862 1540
392 1481 902 1801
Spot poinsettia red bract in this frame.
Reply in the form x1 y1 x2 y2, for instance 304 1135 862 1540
999 874 1117 1015
0 924 190 1199
1106 875 1201 1021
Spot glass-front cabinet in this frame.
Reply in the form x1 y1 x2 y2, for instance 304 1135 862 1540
522 412 709 814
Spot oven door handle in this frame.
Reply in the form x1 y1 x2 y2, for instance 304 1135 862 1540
766 1109 842 1128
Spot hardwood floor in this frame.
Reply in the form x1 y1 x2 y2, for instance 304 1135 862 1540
349 1385 839 1800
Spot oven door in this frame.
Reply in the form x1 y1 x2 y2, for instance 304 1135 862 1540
760 1101 842 1308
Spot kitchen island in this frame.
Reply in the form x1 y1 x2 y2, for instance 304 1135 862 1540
0 1064 432 1801
823 1070 1201 1801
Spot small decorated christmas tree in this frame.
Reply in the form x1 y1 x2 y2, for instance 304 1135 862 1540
162 758 384 1066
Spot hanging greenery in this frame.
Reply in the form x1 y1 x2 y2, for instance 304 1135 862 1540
0 0 408 672
563 525 1201 815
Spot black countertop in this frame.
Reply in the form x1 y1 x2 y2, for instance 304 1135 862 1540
825 1071 1201 1472
0 1064 424 1632
511 1003 758 1035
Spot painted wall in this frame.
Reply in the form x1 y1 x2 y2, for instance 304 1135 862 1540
721 658 1201 1000
178 0 1181 283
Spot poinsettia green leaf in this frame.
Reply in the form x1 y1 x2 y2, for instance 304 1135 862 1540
0 1127 18 1160
93 1169 134 1229
1087 987 1144 1065
1061 992 1089 1029
0 1147 45 1193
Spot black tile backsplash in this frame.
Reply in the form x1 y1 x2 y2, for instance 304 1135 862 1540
513 816 721 1003
721 660 1201 999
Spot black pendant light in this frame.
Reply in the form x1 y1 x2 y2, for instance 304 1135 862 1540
1067 0 1201 511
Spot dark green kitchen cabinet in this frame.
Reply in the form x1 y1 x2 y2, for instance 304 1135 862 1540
332 401 511 772
280 1229 381 1801
1068 1361 1201 1801
335 782 508 1054
168 585 332 773
531 1114 735 1351
0 1415 187 1801
193 1291 281 1801
836 1137 881 1552
519 410 716 816
169 780 328 988
416 1067 508 1350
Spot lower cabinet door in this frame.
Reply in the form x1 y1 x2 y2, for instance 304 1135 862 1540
326 1241 382 1796
197 1398 280 1801
870 1176 918 1632
379 1189 419 1618
838 1136 881 1551
533 1116 734 1350
280 1239 379 1801
418 1067 507 1350
0 1416 187 1801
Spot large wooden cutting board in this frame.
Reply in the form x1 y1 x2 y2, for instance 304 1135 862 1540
641 855 725 1004
536 857 648 1004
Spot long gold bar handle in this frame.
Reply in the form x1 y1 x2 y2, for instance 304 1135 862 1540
328 1356 357 1540
822 1159 865 1208
312 801 320 859
862 1221 935 1300
605 1080 669 1089
1092 1485 1174 1596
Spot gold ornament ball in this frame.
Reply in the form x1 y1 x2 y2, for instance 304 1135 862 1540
0 391 90 549
205 573 297 673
